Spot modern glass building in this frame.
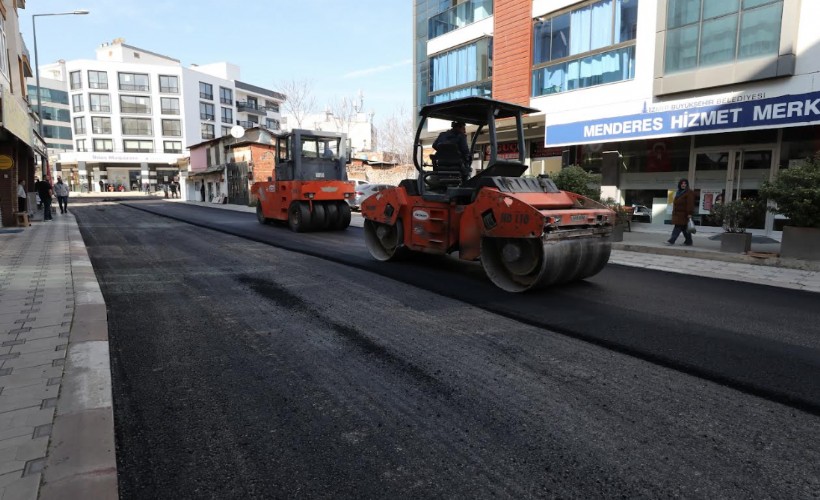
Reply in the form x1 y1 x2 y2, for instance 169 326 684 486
414 0 814 234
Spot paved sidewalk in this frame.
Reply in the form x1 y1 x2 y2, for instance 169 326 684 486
0 212 117 499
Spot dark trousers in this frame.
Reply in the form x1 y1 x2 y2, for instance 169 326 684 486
18 197 26 213
43 198 53 220
668 224 692 245
57 196 68 213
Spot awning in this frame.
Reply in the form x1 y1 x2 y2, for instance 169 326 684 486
188 165 225 178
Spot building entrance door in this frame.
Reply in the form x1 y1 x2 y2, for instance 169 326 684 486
693 147 774 230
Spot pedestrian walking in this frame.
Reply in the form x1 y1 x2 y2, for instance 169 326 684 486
16 179 26 213
170 182 177 198
54 176 70 213
666 178 695 246
200 182 206 202
162 183 169 199
99 179 104 193
35 177 54 221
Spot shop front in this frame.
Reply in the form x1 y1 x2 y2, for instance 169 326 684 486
544 89 820 234
56 151 185 193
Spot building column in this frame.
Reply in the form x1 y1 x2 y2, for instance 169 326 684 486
78 161 89 192
0 141 17 227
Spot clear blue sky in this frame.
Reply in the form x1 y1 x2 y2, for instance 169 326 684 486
19 0 413 123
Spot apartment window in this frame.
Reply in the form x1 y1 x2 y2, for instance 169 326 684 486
221 107 233 124
76 139 87 152
665 0 783 73
73 117 86 135
429 38 493 101
93 139 113 152
71 94 84 112
200 102 215 121
428 0 494 39
42 125 73 140
0 17 8 81
221 126 232 136
41 106 71 122
89 93 111 112
161 119 182 137
159 75 179 93
247 114 259 125
199 82 213 100
265 118 280 130
201 123 215 140
532 0 638 96
160 97 180 115
123 140 154 153
118 72 150 91
120 95 152 114
69 71 82 90
27 86 69 105
163 140 182 154
88 70 108 89
264 100 280 113
121 117 153 136
91 116 112 134
219 87 233 105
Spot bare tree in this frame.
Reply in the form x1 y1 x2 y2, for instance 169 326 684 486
328 95 359 137
275 78 317 129
376 105 414 165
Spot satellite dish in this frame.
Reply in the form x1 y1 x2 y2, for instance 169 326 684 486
230 125 245 139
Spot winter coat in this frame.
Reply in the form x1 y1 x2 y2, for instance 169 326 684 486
671 189 695 225
53 182 69 197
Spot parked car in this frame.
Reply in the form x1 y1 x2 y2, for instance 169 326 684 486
631 204 652 223
349 184 392 210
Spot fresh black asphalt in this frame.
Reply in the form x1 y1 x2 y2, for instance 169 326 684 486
123 200 820 414
72 201 820 498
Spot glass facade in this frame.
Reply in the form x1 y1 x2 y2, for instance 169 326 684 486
27 86 69 105
429 0 493 39
532 0 638 96
429 38 492 101
665 0 783 73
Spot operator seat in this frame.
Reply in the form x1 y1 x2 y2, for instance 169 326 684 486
426 143 466 190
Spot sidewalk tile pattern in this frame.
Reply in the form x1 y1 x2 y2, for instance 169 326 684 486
0 220 71 499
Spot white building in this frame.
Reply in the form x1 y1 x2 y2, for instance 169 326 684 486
281 92 375 154
34 38 284 193
415 0 814 234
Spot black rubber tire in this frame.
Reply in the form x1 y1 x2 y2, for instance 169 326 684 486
336 202 351 230
311 203 327 230
288 201 311 233
256 204 268 225
325 202 340 229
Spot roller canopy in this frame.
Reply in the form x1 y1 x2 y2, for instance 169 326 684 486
419 97 539 126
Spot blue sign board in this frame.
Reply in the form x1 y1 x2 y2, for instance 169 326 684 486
545 89 820 146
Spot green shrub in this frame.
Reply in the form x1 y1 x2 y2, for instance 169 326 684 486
551 165 601 199
759 153 820 228
710 198 764 233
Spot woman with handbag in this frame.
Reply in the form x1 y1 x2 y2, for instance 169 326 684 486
666 178 695 246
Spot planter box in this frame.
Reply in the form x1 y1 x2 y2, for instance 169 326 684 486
611 224 624 242
720 232 752 253
781 226 820 261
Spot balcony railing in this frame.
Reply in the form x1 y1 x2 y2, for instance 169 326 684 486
236 120 256 128
119 84 150 92
236 101 265 115
89 82 108 89
200 113 215 121
89 106 112 113
220 97 232 105
221 116 233 124
160 86 179 94
200 92 213 100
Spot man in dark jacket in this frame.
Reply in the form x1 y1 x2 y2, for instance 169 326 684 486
666 178 695 245
36 177 54 221
433 121 472 181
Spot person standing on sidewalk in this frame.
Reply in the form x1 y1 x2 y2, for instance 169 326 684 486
36 177 54 221
54 176 70 214
16 179 27 213
666 178 695 246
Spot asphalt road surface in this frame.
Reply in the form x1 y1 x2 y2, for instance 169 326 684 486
73 200 820 499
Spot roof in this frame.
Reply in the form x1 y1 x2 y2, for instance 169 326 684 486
188 165 225 177
419 97 539 125
235 80 286 101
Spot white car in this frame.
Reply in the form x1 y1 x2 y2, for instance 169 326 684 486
350 184 392 211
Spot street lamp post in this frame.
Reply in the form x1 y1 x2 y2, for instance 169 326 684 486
32 10 89 177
